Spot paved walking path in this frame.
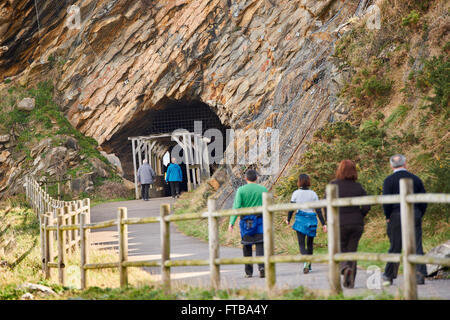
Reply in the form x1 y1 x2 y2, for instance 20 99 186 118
90 198 449 299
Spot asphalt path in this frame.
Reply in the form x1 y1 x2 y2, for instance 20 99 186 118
90 198 449 299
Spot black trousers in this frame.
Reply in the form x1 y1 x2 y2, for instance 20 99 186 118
243 242 264 275
169 181 180 197
141 184 150 200
296 231 314 255
340 224 364 281
384 210 427 279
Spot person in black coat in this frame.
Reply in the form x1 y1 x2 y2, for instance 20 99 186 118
382 154 428 286
325 160 371 288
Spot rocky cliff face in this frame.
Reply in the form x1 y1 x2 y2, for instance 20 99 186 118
1 0 375 206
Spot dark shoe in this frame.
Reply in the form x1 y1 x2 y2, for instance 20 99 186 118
343 268 352 288
382 274 393 287
259 269 265 278
244 274 252 278
347 269 355 288
416 273 425 285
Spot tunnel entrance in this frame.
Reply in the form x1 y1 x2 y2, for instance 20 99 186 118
102 97 230 197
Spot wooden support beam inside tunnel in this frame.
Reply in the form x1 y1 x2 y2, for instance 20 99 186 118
129 132 211 199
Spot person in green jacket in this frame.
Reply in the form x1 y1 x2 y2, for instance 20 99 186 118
228 169 268 278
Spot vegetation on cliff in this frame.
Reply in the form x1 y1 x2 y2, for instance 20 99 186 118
274 0 449 260
174 0 449 268
0 80 132 201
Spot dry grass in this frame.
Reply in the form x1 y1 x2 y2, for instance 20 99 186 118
62 248 155 289
0 202 156 299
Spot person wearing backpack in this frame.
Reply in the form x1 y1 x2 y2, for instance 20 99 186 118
228 169 268 278
286 174 327 274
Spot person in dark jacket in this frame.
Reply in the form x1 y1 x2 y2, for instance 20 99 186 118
382 154 427 286
286 174 327 274
137 159 156 201
326 160 371 288
165 157 183 198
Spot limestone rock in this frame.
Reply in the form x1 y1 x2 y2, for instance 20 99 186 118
17 97 35 111
71 174 94 194
20 292 34 300
64 136 79 151
0 135 9 143
100 151 123 176
426 240 450 277
122 178 135 190
207 178 221 191
0 150 10 163
20 282 57 296
89 157 111 180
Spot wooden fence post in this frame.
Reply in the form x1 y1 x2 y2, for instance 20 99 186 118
57 208 65 286
80 212 87 290
85 198 91 260
263 192 275 291
118 207 128 288
64 205 70 254
400 178 417 300
326 184 342 296
44 214 51 279
160 204 171 292
40 213 47 276
208 198 220 290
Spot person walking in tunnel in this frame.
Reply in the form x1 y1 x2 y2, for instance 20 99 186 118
137 159 156 201
286 173 327 274
228 169 267 278
325 160 371 288
166 157 183 198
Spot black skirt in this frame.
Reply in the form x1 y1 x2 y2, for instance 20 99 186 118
241 233 264 245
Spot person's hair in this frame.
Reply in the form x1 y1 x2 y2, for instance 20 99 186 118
390 154 406 168
336 160 358 181
245 169 258 182
297 174 311 189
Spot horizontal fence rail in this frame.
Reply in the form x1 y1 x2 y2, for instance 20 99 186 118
27 176 450 300
25 176 91 283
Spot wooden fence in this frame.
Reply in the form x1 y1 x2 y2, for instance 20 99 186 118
31 177 450 299
25 176 91 280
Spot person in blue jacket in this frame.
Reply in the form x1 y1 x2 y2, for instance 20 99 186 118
165 157 183 198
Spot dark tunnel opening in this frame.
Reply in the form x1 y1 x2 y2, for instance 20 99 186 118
102 97 230 193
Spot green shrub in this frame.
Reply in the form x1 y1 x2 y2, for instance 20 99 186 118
361 76 393 97
8 109 29 126
384 105 411 127
402 10 420 26
415 55 449 115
